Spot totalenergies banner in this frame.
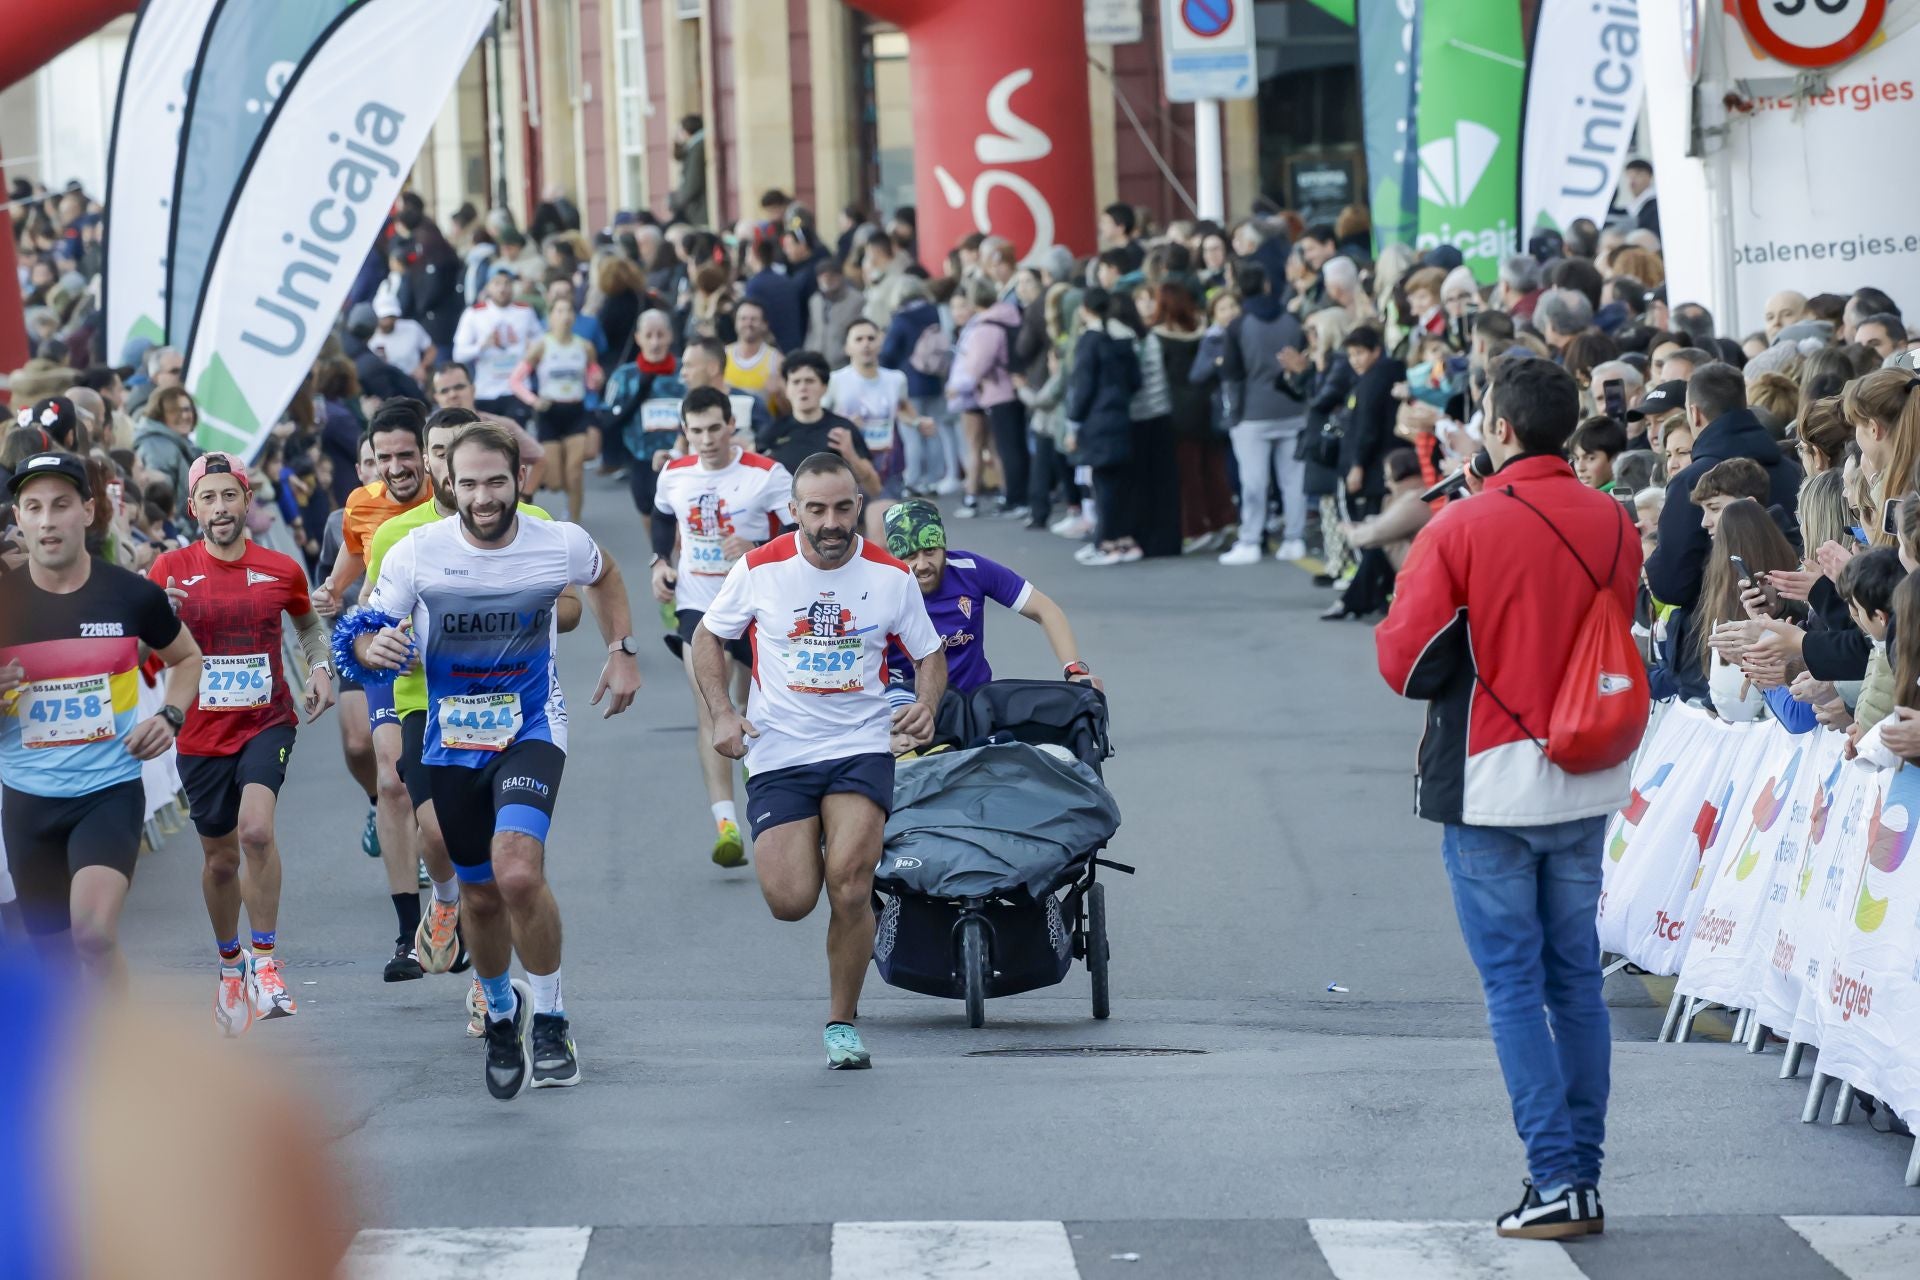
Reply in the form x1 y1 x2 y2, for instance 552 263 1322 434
1602 704 1920 1129
1520 0 1643 235
180 0 495 458
1412 0 1525 281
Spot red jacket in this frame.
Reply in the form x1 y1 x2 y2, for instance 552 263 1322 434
1375 455 1642 826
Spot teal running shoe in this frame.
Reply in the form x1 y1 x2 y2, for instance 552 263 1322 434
361 806 380 858
824 1022 871 1070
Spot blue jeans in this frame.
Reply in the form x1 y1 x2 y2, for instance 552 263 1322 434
1441 817 1611 1191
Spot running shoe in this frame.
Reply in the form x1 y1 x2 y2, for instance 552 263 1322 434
1217 542 1264 566
417 859 431 889
252 956 297 1019
384 941 424 982
712 819 747 868
361 806 380 858
530 1013 581 1088
466 977 487 1038
824 1022 871 1070
214 958 255 1038
483 977 534 1100
415 899 461 974
450 925 472 974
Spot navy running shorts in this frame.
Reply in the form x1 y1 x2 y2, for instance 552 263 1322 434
743 752 894 837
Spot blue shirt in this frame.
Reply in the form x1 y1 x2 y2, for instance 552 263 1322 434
888 549 1031 694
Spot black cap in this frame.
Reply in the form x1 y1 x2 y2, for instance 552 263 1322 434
1629 379 1688 422
5 451 92 500
17 396 82 449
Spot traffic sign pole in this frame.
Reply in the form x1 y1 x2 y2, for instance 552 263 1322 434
1195 98 1224 221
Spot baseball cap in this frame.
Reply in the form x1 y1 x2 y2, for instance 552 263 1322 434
18 396 83 449
186 451 251 498
372 293 402 319
1629 379 1688 422
5 451 92 499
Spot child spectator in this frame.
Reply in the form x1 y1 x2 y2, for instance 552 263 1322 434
1689 457 1769 535
1569 416 1627 490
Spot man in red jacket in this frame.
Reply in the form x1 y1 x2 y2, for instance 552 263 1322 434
1375 355 1641 1242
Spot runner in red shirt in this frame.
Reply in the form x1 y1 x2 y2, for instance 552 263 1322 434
150 453 337 1036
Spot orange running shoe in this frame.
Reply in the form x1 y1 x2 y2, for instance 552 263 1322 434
214 959 255 1038
416 898 461 974
465 977 487 1038
252 956 297 1019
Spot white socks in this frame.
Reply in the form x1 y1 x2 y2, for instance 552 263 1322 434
430 875 459 904
527 967 563 1017
711 801 736 827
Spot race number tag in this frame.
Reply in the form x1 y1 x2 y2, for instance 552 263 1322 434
687 533 729 574
640 399 682 434
439 693 522 752
200 653 272 710
787 636 864 694
856 413 896 452
17 673 115 749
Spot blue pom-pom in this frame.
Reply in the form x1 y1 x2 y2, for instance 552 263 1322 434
332 607 412 686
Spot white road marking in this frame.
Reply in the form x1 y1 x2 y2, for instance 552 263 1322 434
344 1227 592 1280
1308 1219 1587 1280
1784 1216 1920 1279
831 1220 1081 1279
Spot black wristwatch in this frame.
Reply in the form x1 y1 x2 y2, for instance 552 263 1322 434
609 636 639 656
159 704 186 732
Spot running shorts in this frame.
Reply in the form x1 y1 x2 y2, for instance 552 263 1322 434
366 679 399 730
743 752 894 837
2 781 145 935
399 710 433 810
537 401 591 443
425 739 565 882
667 607 753 666
176 724 297 838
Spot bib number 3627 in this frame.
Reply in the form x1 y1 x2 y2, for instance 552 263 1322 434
200 653 272 710
439 693 522 752
18 673 115 749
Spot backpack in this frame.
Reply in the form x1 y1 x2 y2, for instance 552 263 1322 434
909 322 953 378
1479 489 1649 774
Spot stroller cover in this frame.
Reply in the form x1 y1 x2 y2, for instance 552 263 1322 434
879 741 1121 898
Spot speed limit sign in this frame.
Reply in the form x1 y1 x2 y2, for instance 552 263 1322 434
1737 0 1885 69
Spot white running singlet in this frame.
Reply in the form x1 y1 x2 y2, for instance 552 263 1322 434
826 365 908 454
653 449 794 611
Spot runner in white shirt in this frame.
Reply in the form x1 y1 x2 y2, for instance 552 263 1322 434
694 451 945 1070
451 271 542 421
369 295 436 385
649 386 794 869
825 318 931 541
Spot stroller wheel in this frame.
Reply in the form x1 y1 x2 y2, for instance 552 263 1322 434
961 916 988 1028
1087 882 1111 1020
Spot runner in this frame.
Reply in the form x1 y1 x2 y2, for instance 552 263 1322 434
149 453 336 1035
880 499 1097 747
759 351 882 497
311 399 447 980
347 421 642 1099
314 437 383 860
825 318 932 540
648 385 793 868
431 361 548 493
365 406 583 1036
510 294 604 522
693 452 946 1068
0 452 204 986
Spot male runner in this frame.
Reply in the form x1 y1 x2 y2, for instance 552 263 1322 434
150 454 336 1034
0 452 204 986
352 422 641 1099
366 406 582 1035
431 361 548 492
649 386 793 868
825 318 931 538
693 452 946 1068
312 400 448 979
316 437 383 860
758 351 882 496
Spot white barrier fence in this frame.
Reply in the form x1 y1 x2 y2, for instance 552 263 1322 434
1604 703 1920 1185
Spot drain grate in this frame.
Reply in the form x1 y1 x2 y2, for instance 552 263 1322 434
965 1046 1207 1058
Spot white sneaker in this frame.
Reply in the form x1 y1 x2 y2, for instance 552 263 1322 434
1074 542 1105 564
1052 515 1093 539
1274 539 1308 561
934 477 962 496
1081 546 1141 566
251 954 297 1019
214 957 256 1038
1218 542 1264 566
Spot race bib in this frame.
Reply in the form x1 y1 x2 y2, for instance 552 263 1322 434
730 393 757 423
856 413 895 452
200 653 272 710
439 692 522 752
544 364 585 401
686 533 729 574
16 673 115 749
640 399 682 434
787 636 864 694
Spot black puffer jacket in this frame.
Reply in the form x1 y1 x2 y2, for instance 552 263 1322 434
1645 408 1803 609
1066 320 1141 468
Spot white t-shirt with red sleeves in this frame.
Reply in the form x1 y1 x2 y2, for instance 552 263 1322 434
653 448 794 611
700 533 941 772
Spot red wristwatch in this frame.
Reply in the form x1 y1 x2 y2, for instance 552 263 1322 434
1063 661 1091 680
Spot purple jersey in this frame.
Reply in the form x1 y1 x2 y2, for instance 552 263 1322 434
890 549 1032 693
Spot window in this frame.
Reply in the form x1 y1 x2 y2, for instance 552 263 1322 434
614 0 649 210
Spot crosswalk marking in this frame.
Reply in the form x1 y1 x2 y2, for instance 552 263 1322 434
829 1220 1081 1279
344 1226 592 1280
1308 1219 1589 1280
1786 1216 1920 1280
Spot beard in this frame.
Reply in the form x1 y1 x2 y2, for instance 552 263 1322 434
204 514 243 548
804 523 854 563
386 467 422 502
458 496 517 543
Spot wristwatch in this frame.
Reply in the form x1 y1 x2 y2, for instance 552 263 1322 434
609 636 639 655
159 704 186 732
1063 661 1091 681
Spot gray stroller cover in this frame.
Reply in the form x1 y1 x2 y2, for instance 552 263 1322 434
879 741 1122 898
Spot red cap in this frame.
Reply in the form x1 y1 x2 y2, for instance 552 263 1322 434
186 451 251 503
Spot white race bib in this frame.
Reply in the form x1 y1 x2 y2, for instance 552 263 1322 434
856 413 895 452
438 692 522 752
16 673 115 749
686 533 730 575
786 635 864 694
640 399 682 434
200 653 272 710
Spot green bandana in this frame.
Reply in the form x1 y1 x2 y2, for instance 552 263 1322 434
883 498 946 559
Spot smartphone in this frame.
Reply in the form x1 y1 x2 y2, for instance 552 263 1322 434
1883 496 1903 537
1602 379 1626 421
1729 554 1751 585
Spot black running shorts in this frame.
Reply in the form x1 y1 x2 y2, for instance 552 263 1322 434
668 607 753 666
176 724 297 838
399 710 433 810
743 752 894 837
426 739 565 883
2 781 145 935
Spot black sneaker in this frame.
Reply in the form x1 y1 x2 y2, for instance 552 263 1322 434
383 941 423 982
1495 1179 1600 1240
1573 1184 1605 1235
483 978 533 1100
530 1013 581 1088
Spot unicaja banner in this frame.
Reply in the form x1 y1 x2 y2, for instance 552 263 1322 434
1356 0 1421 251
1520 0 1644 234
183 0 496 458
1413 0 1524 281
101 0 223 365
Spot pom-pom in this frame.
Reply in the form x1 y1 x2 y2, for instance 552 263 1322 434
332 607 411 686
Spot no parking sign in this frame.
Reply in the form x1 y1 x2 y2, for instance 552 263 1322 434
1160 0 1258 102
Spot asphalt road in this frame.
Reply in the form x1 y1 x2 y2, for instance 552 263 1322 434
115 474 1920 1277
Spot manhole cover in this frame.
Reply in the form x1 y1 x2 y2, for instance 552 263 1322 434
965 1046 1207 1058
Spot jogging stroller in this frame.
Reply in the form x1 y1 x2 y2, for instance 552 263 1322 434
872 679 1131 1026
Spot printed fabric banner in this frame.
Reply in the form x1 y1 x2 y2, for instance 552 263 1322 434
1598 704 1726 963
101 0 223 364
1357 0 1421 251
182 0 497 458
166 0 361 348
1413 0 1524 280
1519 0 1644 234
